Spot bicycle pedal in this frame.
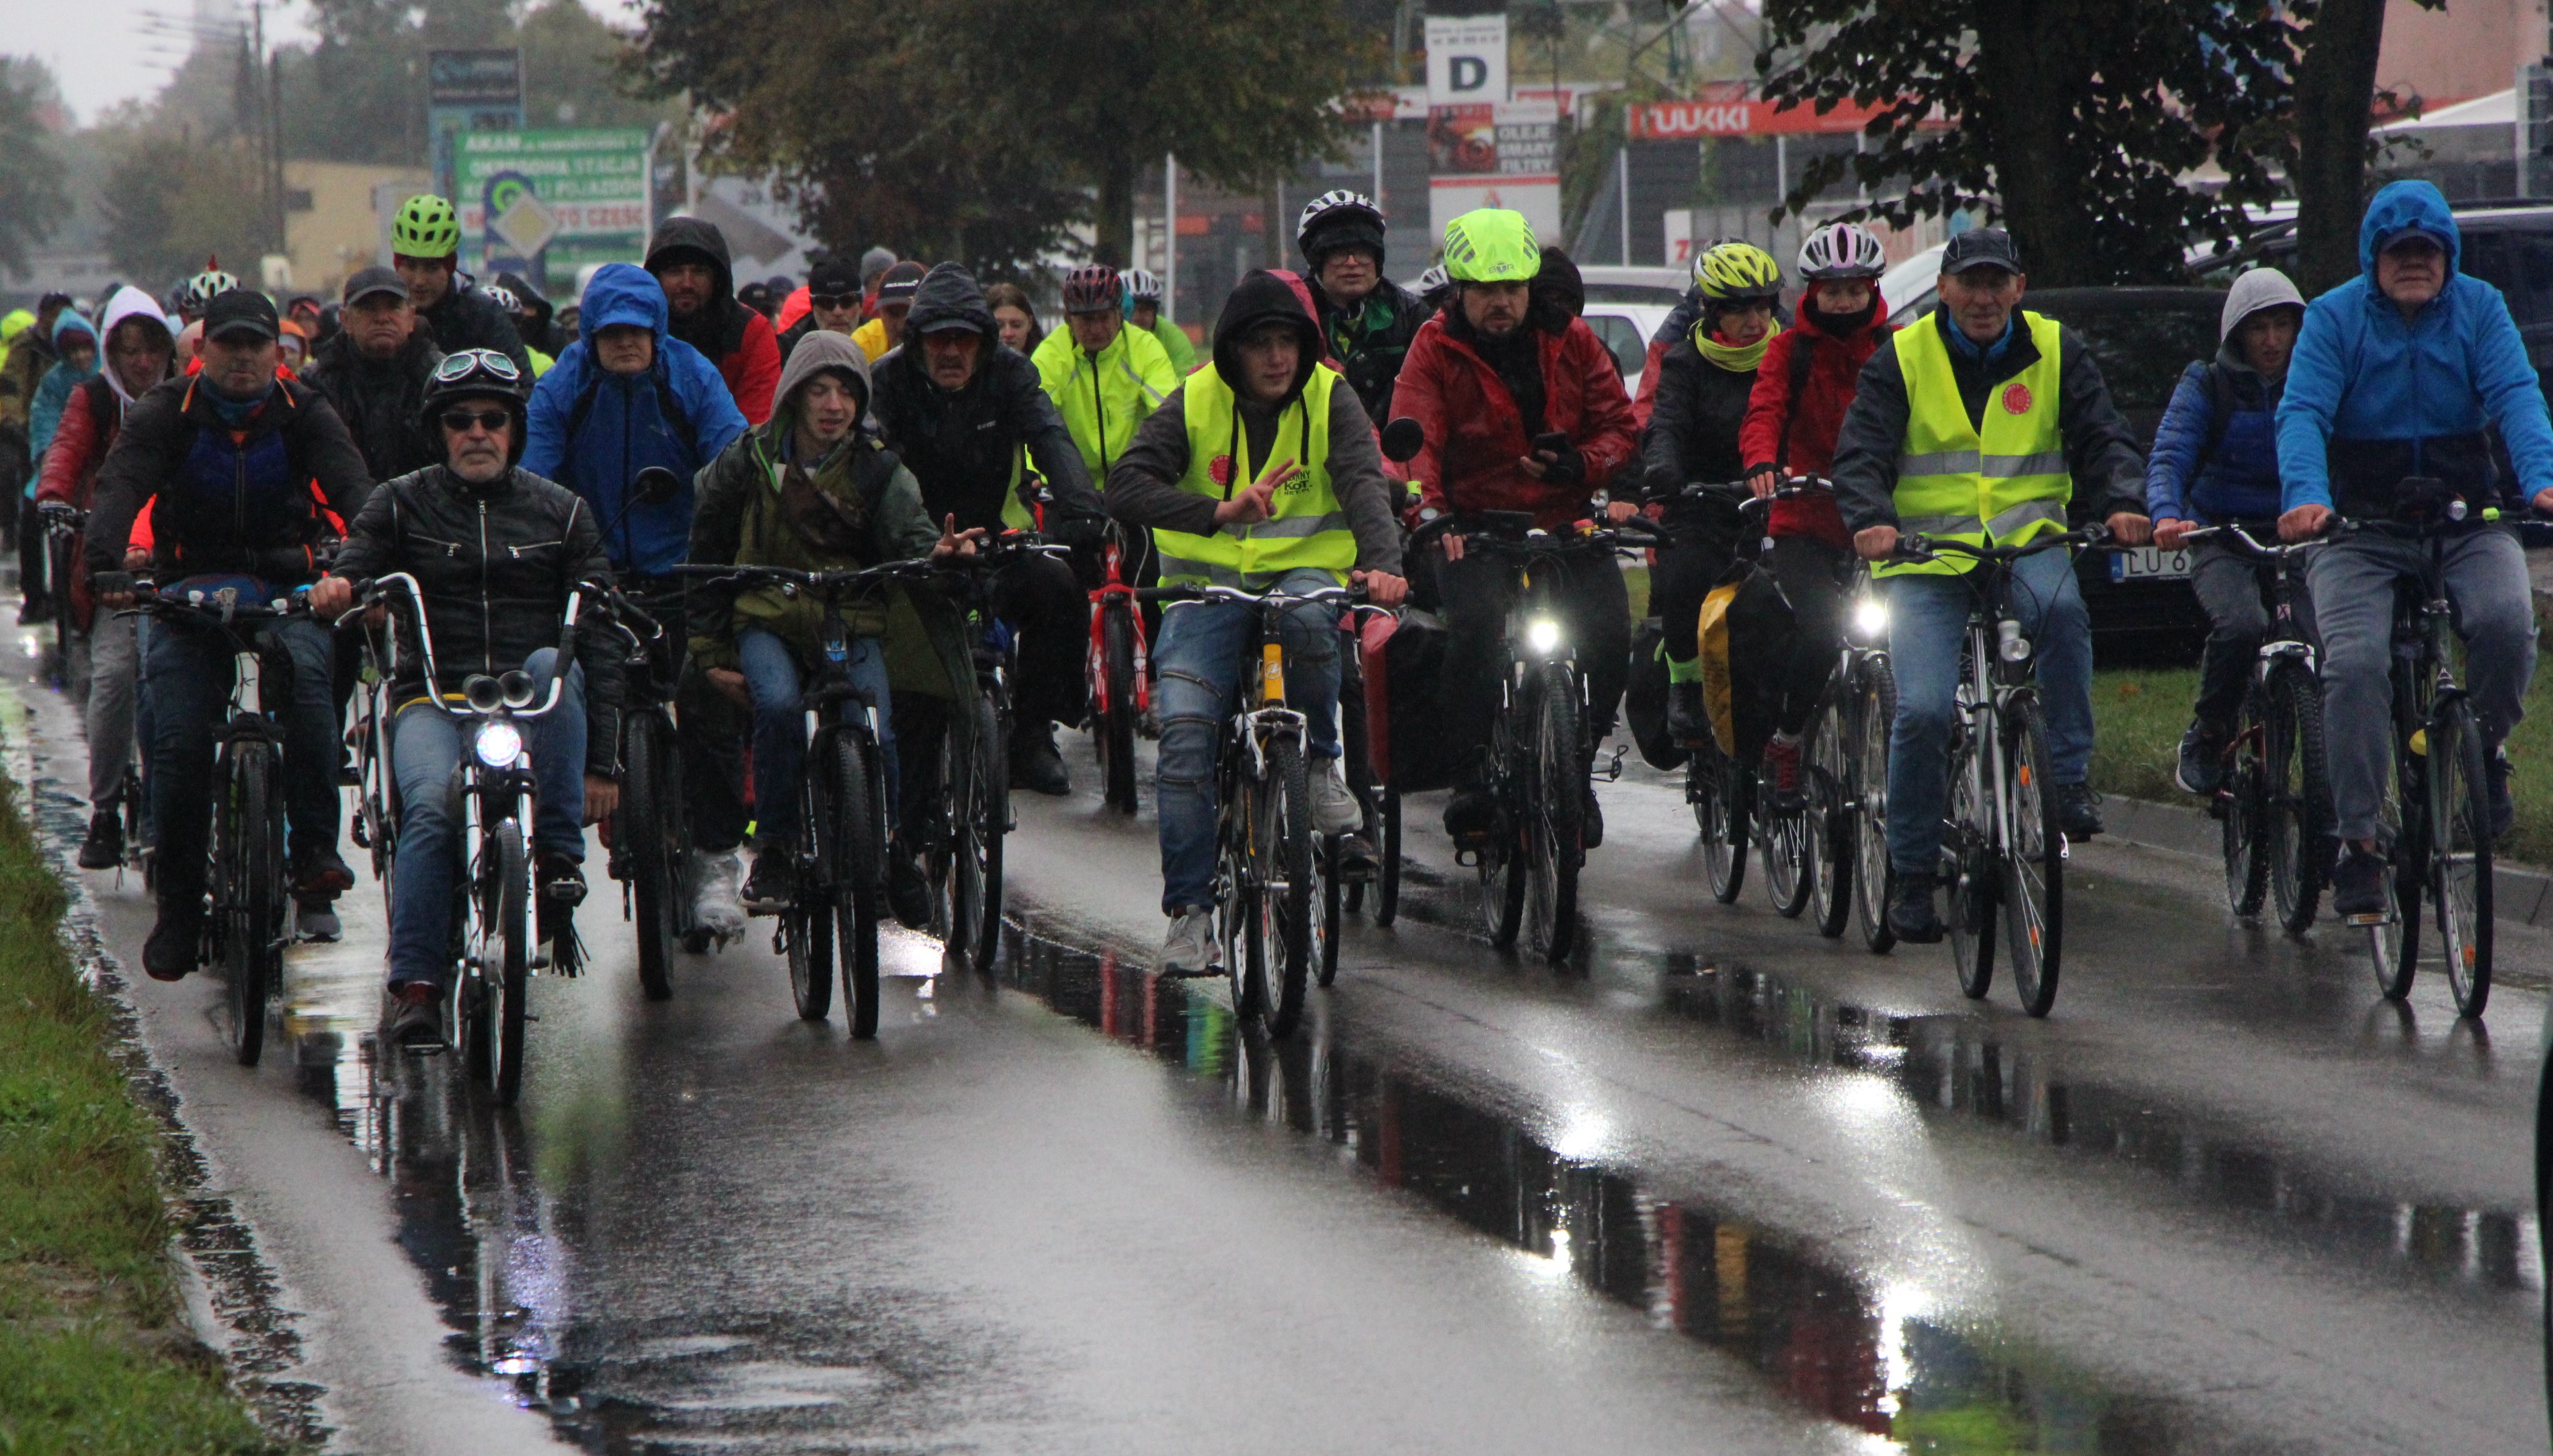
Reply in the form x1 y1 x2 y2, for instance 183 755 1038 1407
2343 910 2395 927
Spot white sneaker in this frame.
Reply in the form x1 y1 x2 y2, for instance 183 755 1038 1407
1159 905 1222 976
295 899 341 942
1311 758 1363 836
689 848 747 942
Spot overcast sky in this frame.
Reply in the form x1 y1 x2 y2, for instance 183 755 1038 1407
22 0 645 128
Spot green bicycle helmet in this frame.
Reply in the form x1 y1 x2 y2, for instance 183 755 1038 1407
1441 208 1541 284
392 194 462 259
1693 240 1783 302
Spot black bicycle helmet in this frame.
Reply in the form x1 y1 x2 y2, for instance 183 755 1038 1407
420 349 532 464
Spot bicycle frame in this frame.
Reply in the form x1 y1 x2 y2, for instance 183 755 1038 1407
1088 526 1152 720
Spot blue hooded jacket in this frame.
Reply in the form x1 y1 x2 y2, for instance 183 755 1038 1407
523 263 747 575
2277 179 2553 516
29 311 97 468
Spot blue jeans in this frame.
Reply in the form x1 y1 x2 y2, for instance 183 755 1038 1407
1153 569 1342 915
146 611 339 903
1883 546 2094 877
736 626 895 842
387 649 586 990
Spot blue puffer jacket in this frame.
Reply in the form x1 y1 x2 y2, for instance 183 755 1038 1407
2147 349 2282 524
523 263 747 576
2277 179 2553 516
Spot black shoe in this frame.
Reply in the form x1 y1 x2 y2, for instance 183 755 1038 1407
1666 682 1707 744
2055 782 2103 840
17 596 50 626
142 903 202 981
384 982 446 1051
1010 723 1071 797
77 809 122 871
2487 749 2515 842
1580 784 1604 850
2331 844 2390 920
538 852 586 906
1887 871 1944 943
741 842 797 912
1443 788 1501 848
291 847 355 900
887 850 931 931
2175 721 2226 797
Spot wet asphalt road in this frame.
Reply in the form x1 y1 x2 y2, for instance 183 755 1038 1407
7 613 2547 1455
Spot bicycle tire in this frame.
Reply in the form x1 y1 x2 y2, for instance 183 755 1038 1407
2367 706 2422 1000
786 760 836 1020
1806 688 1851 938
1853 661 1898 955
834 731 884 1039
46 533 71 680
1525 661 1583 963
220 747 279 1067
1317 836 1342 988
1219 761 1266 1017
1479 716 1525 948
1258 736 1314 1037
2427 700 2494 1018
2001 696 2064 1018
1697 744 1749 905
1761 778 1812 920
1945 716 1995 1000
969 689 1007 973
2264 665 2329 934
2222 684 2270 918
489 819 530 1106
1101 604 1139 816
1374 788 1401 928
622 712 676 1000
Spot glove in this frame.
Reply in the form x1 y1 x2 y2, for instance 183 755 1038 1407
1051 516 1106 552
91 571 133 600
1540 437 1586 488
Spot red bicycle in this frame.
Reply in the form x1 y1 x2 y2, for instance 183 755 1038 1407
1086 520 1151 815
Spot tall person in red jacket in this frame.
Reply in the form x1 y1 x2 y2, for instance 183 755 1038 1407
1394 208 1638 848
647 217 782 425
1734 222 1895 799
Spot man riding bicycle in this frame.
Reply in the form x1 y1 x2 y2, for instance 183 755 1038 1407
2275 181 2553 918
1391 208 1639 849
387 195 533 374
1031 264 1177 481
1831 228 2152 944
1124 270 1197 377
88 288 372 979
313 350 625 1048
1297 191 1426 423
1104 269 1408 973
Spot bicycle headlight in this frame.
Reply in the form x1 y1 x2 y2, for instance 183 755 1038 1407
1852 599 1890 639
1525 617 1563 655
474 720 524 769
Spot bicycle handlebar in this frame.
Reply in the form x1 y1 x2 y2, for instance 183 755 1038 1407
1134 583 1374 611
1890 524 2110 567
2175 521 2317 558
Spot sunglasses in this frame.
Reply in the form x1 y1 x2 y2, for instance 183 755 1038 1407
810 293 857 310
440 408 512 434
432 348 522 383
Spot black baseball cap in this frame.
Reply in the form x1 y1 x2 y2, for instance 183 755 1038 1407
807 255 862 295
342 266 407 306
876 260 928 305
202 288 280 342
1941 227 2021 276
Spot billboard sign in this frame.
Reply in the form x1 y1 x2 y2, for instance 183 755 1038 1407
456 127 653 289
428 48 522 205
1626 98 1896 140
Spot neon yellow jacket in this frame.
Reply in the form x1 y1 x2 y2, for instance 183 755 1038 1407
1031 323 1177 479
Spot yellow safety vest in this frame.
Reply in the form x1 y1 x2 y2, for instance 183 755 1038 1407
1153 367 1355 588
1877 310 2070 578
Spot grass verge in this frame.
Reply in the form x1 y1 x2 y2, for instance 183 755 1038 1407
0 775 280 1454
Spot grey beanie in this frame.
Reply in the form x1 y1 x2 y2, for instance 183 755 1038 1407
2220 267 2306 341
858 247 897 284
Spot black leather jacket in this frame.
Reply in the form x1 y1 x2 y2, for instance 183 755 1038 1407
330 464 626 772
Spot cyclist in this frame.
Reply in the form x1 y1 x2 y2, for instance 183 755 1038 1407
523 262 754 935
313 350 624 1048
2147 267 2310 796
1391 208 1638 849
1638 239 1787 745
868 261 1104 797
1832 227 2152 942
39 286 176 870
87 288 372 979
1102 269 1408 973
1124 268 1196 376
853 261 928 364
3 292 73 623
493 271 561 358
1295 191 1426 422
387 194 533 374
2274 180 2553 916
687 331 981 924
300 267 444 483
1031 264 1177 481
479 286 553 376
647 217 782 424
778 253 864 364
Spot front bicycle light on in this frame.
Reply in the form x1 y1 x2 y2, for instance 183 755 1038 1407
1851 598 1890 641
1525 616 1564 656
474 719 524 770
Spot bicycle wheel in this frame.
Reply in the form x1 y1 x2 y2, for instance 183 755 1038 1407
1219 760 1266 1016
219 748 279 1067
2264 664 2329 935
488 820 530 1107
969 689 1007 972
2367 719 2421 1000
2221 684 2269 918
2000 697 2064 1018
1100 604 1139 816
1853 661 1898 955
1374 788 1402 928
1258 736 1315 1037
1806 689 1852 938
622 712 677 1001
786 759 835 1020
1695 743 1750 905
2426 700 2494 1018
46 533 71 678
1944 717 1996 1000
1523 661 1584 962
1760 779 1812 920
1317 836 1342 988
1479 715 1526 947
833 731 885 1039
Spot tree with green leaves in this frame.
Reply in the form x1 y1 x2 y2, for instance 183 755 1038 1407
1755 0 2304 286
0 58 71 278
2290 0 2442 293
100 135 268 288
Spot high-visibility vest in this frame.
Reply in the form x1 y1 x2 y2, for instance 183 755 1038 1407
1877 310 2069 578
1153 366 1355 588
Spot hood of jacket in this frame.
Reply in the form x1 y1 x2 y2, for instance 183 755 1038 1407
2357 181 2460 281
95 286 175 407
1211 269 1324 405
48 309 96 364
645 216 741 357
2221 267 2306 341
581 263 671 341
902 263 998 344
773 327 871 419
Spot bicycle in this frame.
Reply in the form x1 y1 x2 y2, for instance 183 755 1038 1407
1807 554 1897 949
2331 490 2511 1018
128 582 315 1067
595 581 701 999
1086 519 1151 816
38 501 79 683
2175 522 2329 932
1139 579 1375 1037
1890 526 2109 1018
357 571 592 1104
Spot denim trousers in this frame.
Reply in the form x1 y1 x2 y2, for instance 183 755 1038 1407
147 612 339 903
735 626 895 843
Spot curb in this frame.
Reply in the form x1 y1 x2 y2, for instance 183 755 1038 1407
2101 792 2553 931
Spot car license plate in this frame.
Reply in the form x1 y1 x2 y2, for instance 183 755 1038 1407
2109 546 2192 581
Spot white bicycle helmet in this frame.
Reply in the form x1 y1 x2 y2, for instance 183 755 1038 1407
1123 268 1164 304
1797 222 1888 280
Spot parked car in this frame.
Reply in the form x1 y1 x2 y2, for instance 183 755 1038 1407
1576 266 1689 398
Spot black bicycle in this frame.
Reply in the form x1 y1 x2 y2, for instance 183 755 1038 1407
37 501 79 681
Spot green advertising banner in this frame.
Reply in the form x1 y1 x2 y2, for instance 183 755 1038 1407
456 126 654 289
